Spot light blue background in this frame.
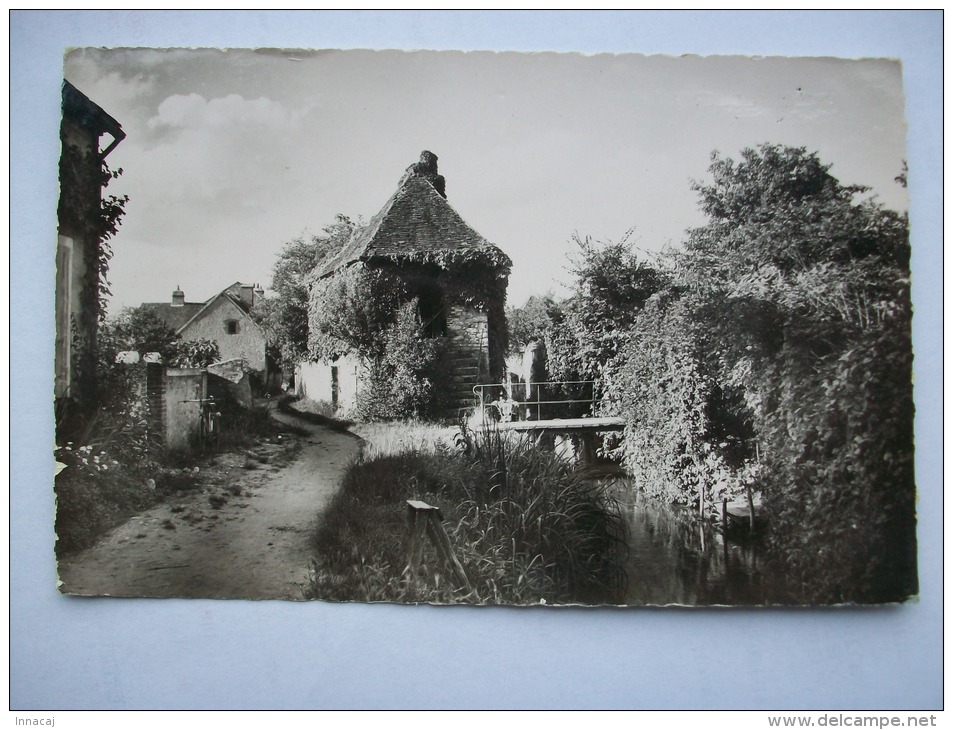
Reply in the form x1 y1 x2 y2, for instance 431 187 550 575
11 10 943 710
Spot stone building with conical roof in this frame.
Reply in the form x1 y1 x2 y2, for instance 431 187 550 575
301 151 511 416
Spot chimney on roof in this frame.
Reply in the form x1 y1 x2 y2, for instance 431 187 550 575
238 284 255 309
253 283 264 304
172 286 185 307
403 150 446 198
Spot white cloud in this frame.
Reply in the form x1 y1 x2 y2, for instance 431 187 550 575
149 93 294 130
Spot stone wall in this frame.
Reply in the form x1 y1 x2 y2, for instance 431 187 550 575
138 362 206 454
163 368 207 454
444 305 490 413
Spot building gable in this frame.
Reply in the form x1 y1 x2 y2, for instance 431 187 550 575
140 284 268 373
180 293 260 338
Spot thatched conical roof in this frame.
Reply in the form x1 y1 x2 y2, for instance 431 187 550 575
315 151 511 279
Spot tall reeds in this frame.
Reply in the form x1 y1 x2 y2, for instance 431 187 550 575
308 422 627 604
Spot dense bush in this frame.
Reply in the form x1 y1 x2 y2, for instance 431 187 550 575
678 145 915 603
583 145 915 603
606 293 735 511
54 454 158 554
165 338 220 368
353 300 446 421
749 292 916 603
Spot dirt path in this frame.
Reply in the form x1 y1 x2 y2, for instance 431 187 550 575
56 410 361 600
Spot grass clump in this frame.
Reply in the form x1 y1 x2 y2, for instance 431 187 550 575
308 424 627 605
54 454 158 555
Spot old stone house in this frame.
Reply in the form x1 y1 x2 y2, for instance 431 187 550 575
141 282 270 382
303 151 511 415
55 81 125 420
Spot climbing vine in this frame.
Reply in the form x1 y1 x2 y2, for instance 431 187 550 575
58 143 129 328
57 141 129 435
371 248 511 311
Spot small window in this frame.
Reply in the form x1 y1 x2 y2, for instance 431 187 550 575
225 319 239 335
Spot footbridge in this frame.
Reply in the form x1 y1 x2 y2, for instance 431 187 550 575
470 381 625 434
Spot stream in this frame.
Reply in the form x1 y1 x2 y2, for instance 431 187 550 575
612 481 790 606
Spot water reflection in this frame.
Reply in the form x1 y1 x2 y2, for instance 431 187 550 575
611 480 789 606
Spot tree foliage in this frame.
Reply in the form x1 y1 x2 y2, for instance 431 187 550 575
505 293 561 356
165 338 221 369
254 215 358 366
99 307 220 369
680 144 914 602
353 299 445 421
547 235 668 383
99 308 180 366
590 144 914 602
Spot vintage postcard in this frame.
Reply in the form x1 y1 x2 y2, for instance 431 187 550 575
54 48 915 606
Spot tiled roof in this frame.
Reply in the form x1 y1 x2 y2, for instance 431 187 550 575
141 282 260 333
315 171 510 279
140 302 206 333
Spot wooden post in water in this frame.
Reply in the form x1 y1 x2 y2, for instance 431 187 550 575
749 443 760 534
722 497 730 562
405 500 472 593
745 483 756 534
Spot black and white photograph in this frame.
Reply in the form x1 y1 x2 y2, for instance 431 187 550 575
52 46 918 608
12 9 944 714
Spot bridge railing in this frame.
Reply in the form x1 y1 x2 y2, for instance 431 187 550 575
472 380 599 422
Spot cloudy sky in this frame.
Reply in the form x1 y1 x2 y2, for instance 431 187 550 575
64 47 908 312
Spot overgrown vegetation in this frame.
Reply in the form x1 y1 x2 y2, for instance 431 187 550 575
352 300 447 420
56 143 129 439
307 424 627 605
547 234 668 383
684 146 914 603
98 307 221 369
252 215 359 370
309 265 450 420
529 145 914 604
55 397 287 555
504 145 915 604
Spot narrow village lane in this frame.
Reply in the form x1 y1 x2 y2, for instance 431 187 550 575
56 410 361 600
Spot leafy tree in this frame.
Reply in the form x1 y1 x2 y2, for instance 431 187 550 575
98 307 180 367
547 235 667 383
254 215 358 367
165 338 220 368
681 144 914 603
505 293 561 356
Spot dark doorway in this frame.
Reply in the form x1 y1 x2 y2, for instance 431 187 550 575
417 284 447 337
